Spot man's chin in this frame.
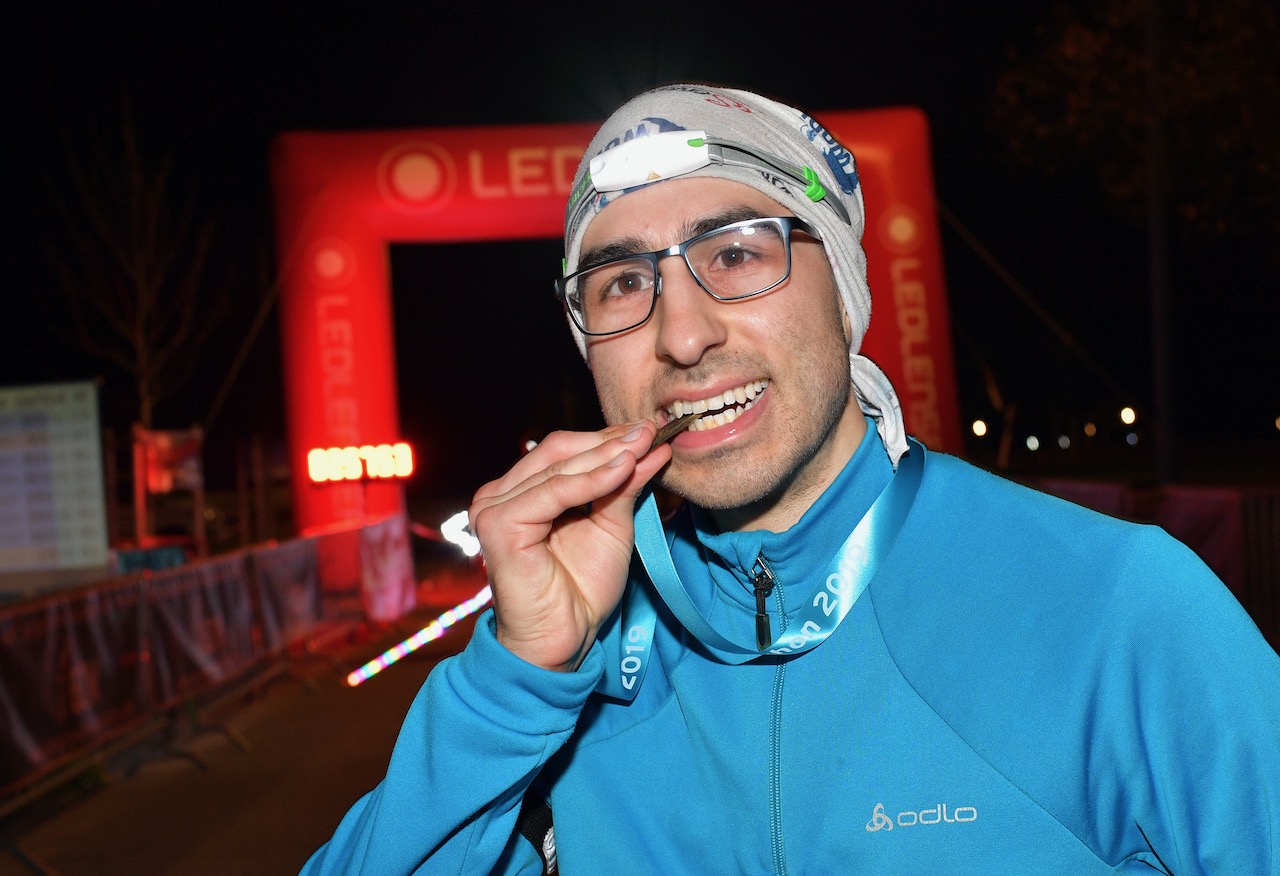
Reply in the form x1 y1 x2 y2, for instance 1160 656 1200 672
658 466 781 515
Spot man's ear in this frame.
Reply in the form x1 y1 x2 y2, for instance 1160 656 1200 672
835 282 853 347
826 261 853 346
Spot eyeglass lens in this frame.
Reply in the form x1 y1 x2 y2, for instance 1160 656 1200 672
571 219 790 335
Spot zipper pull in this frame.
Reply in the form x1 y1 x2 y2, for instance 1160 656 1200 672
749 555 776 650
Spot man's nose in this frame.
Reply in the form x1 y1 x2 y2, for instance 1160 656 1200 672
651 256 728 366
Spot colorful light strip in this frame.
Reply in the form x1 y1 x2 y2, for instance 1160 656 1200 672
346 585 493 687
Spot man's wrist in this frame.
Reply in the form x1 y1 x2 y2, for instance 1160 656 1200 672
496 623 597 674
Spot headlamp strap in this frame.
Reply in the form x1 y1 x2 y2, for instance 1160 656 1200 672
584 131 851 227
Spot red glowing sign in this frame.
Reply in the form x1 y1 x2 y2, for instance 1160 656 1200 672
308 442 414 483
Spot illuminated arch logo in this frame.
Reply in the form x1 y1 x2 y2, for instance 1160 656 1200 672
377 141 457 212
878 204 926 256
306 238 359 288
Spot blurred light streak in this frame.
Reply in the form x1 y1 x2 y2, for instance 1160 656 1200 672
346 585 493 687
441 510 481 557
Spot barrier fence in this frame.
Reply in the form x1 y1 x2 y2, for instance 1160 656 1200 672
1 488 1277 809
0 514 412 806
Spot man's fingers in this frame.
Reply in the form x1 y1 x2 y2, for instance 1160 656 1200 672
473 422 654 511
471 446 643 550
590 442 671 526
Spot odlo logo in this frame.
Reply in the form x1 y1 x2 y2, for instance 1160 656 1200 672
866 801 978 832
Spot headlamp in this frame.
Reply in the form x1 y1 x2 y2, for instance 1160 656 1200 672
585 130 852 227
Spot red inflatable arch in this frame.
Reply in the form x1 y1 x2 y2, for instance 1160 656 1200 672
271 108 961 535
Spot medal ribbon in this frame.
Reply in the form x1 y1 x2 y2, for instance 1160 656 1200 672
597 439 925 701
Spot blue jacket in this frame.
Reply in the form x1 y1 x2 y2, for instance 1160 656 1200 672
303 426 1280 874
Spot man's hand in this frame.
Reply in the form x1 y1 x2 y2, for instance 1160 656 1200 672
468 421 671 672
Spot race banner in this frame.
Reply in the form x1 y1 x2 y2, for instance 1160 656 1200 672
0 578 147 786
251 537 323 652
147 554 256 702
359 514 416 623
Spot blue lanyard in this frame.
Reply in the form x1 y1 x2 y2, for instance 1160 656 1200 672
597 438 925 701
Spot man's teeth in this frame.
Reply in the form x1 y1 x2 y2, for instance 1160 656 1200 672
667 380 769 432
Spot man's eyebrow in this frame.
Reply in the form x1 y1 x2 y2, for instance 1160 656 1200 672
687 206 769 239
579 238 646 271
578 205 774 271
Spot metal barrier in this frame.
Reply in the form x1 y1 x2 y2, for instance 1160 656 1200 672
0 514 413 808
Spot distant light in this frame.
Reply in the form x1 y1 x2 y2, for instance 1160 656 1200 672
1058 435 1071 450
1274 416 1280 432
1083 422 1097 438
1126 432 1139 446
972 419 988 437
440 510 481 557
1026 435 1041 451
1120 407 1137 426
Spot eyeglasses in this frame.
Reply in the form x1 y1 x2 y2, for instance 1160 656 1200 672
554 216 821 337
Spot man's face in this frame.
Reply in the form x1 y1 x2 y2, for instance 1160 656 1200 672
581 177 866 530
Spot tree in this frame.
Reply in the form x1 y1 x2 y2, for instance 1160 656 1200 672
994 0 1280 237
992 0 1280 481
48 103 224 429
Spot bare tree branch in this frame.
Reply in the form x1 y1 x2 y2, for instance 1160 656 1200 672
46 95 224 429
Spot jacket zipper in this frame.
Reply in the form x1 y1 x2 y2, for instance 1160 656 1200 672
753 552 789 875
749 555 777 650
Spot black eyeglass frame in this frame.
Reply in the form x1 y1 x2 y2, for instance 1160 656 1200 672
554 216 822 337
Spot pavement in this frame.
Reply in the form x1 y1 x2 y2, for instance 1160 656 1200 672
0 564 489 876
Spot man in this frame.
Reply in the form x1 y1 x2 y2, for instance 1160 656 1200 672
303 85 1280 874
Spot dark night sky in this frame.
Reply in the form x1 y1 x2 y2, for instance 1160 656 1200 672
6 1 1278 510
